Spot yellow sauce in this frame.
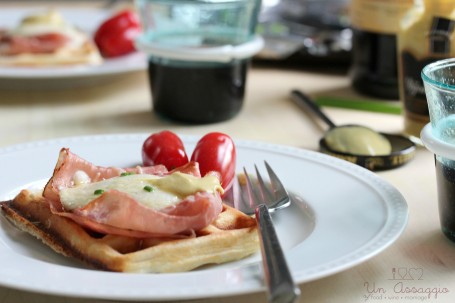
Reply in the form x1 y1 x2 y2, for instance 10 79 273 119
324 126 392 156
60 172 223 211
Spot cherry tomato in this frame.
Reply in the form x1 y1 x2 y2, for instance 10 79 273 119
94 10 141 57
190 132 236 191
142 131 189 170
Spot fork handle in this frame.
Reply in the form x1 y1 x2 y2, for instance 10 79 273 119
256 204 301 303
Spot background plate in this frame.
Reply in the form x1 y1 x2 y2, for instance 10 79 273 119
0 8 147 89
0 134 408 301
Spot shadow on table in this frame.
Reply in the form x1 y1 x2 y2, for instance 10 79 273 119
405 230 455 269
0 71 148 105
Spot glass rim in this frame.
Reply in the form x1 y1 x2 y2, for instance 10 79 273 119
421 58 455 91
135 35 264 63
421 123 455 160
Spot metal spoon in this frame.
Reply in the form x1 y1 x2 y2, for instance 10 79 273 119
290 89 416 171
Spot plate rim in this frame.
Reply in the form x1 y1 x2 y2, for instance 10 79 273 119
0 133 409 300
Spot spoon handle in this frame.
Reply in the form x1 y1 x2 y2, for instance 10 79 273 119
290 89 337 129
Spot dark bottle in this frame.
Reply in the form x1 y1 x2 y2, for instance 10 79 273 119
350 31 399 99
349 0 413 100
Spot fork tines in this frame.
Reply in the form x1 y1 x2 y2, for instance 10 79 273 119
240 161 290 215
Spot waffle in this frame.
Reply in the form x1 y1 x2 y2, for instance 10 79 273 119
0 190 259 273
0 40 103 67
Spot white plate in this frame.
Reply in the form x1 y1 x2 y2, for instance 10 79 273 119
0 8 146 87
0 134 408 301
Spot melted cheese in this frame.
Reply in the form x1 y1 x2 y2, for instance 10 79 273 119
11 10 87 49
59 172 223 211
72 170 91 186
21 10 66 26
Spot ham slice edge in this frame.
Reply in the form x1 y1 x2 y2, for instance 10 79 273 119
42 148 223 238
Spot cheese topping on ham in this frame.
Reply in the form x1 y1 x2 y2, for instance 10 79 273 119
42 148 224 238
11 10 87 49
60 172 223 211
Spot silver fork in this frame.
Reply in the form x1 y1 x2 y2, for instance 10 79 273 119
238 161 301 303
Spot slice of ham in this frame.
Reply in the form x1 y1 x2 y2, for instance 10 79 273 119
42 148 222 238
0 33 70 55
57 190 221 237
43 148 169 211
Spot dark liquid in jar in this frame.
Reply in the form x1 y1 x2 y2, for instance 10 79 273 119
350 30 399 99
435 158 455 242
148 60 248 124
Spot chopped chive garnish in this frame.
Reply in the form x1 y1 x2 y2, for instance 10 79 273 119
94 189 104 195
120 172 135 177
143 185 154 192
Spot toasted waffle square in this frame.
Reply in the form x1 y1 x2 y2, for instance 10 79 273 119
1 190 259 273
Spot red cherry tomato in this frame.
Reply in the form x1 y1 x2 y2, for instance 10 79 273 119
142 131 189 170
190 132 236 191
94 10 141 57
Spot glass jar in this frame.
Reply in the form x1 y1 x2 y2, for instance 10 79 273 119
135 0 263 123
